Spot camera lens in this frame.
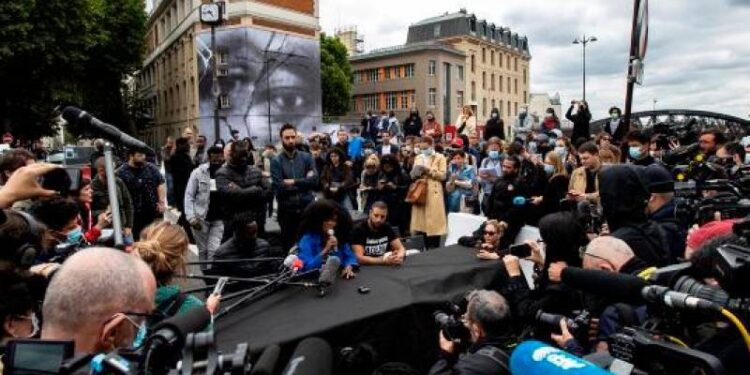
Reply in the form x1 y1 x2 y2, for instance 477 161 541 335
674 276 729 306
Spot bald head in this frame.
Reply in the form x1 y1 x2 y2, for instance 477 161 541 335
42 247 155 353
583 236 635 272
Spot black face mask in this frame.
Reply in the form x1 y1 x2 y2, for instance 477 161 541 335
133 160 145 168
209 163 223 176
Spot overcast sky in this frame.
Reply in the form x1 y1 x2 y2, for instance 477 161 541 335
320 0 750 120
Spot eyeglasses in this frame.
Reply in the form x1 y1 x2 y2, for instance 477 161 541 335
484 231 498 236
581 251 616 269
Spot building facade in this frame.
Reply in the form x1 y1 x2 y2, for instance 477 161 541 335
345 9 530 135
136 0 321 148
349 42 465 126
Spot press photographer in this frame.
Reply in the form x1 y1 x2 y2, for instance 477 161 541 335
428 290 511 375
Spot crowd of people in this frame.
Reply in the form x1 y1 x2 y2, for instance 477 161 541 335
1 99 750 374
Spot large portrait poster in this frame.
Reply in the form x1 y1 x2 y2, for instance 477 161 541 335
197 27 322 145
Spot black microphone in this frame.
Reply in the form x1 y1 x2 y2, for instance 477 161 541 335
146 306 211 351
317 255 341 297
61 106 155 154
281 337 333 375
250 344 281 375
561 267 648 305
642 285 721 312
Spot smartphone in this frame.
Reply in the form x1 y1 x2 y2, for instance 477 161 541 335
212 276 229 296
508 243 532 258
41 167 82 195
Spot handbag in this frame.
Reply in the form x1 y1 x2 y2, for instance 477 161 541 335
405 178 428 205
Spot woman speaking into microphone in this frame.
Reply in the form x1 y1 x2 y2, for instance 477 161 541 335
296 199 358 279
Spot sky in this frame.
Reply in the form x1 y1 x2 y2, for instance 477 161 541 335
320 0 750 120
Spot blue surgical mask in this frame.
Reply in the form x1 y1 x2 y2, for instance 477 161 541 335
131 321 147 349
66 227 83 244
745 154 750 165
422 148 434 156
554 146 567 158
629 146 643 160
543 163 555 175
488 150 500 160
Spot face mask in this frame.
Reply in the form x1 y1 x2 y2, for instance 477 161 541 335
628 146 643 160
492 113 499 118
414 147 421 154
133 160 145 167
131 321 147 349
745 154 750 165
66 226 83 244
554 146 567 158
611 113 620 120
422 148 434 157
364 149 374 156
543 163 555 175
527 141 538 154
488 150 500 160
209 163 222 175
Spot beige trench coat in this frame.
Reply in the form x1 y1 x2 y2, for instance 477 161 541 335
409 153 447 236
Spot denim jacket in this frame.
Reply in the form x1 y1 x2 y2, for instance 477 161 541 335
184 163 212 221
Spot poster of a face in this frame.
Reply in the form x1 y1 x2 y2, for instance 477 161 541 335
196 27 322 145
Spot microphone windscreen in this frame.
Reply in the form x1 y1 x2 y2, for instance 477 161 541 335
151 306 211 346
318 255 341 286
562 268 648 305
283 254 298 268
281 337 332 375
250 344 280 375
327 229 335 237
510 340 612 375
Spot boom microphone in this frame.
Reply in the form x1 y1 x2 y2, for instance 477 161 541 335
250 344 281 375
281 337 333 375
60 106 154 154
147 306 211 350
510 340 612 375
317 255 340 297
641 285 720 312
561 267 648 305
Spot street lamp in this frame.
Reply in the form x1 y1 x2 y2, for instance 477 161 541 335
572 35 597 102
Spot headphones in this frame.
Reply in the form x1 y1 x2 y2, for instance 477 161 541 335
11 210 42 268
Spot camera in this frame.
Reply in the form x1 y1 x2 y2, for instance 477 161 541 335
535 310 591 342
433 310 470 346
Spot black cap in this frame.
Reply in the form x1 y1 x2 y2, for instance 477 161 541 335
645 164 674 193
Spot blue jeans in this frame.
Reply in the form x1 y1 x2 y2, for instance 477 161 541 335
447 190 467 213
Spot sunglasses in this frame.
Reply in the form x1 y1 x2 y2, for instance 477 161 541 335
484 230 498 236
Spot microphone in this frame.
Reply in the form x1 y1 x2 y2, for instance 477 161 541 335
250 344 281 375
283 254 304 273
317 255 341 297
512 196 529 206
61 106 154 154
281 337 333 375
561 267 648 305
510 340 612 375
146 306 211 351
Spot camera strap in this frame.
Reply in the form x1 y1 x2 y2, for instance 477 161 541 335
157 291 188 318
475 346 510 373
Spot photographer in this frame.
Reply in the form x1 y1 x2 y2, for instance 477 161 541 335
699 129 726 158
566 100 592 145
428 290 511 375
715 142 746 177
645 164 686 260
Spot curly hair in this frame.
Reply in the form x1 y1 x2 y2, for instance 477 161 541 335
297 199 353 243
132 221 189 285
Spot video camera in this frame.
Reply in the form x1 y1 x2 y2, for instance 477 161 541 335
535 310 592 343
433 305 471 347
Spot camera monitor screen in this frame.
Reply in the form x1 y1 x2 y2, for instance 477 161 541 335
5 339 74 375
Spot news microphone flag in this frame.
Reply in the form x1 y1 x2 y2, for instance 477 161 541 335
510 340 613 375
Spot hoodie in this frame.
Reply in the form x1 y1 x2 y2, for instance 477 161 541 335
599 165 672 266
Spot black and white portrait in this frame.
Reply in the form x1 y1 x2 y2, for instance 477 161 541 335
197 27 322 144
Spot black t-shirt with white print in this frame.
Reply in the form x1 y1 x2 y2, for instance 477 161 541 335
351 221 397 257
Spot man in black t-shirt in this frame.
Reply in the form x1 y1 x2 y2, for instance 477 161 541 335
351 201 405 266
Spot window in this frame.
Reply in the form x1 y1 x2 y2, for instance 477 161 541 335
491 51 495 65
218 52 228 64
482 98 487 117
499 52 503 68
514 58 518 72
523 91 527 103
434 24 441 37
219 94 231 109
490 73 495 90
410 91 416 106
384 68 391 80
506 55 511 69
514 78 518 94
428 60 436 76
457 91 464 107
482 48 486 63
470 55 475 73
482 72 486 89
498 100 503 116
405 64 415 77
507 77 511 93
471 81 476 101
514 102 518 116
428 88 437 106
507 101 511 116
386 92 397 110
523 69 527 84
401 92 409 109
217 68 228 77
470 18 476 33
491 99 496 111
499 75 503 91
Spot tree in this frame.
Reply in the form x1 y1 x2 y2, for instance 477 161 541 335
320 33 352 119
0 0 146 141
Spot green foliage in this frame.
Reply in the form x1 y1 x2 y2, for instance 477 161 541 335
320 33 352 118
0 0 147 140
